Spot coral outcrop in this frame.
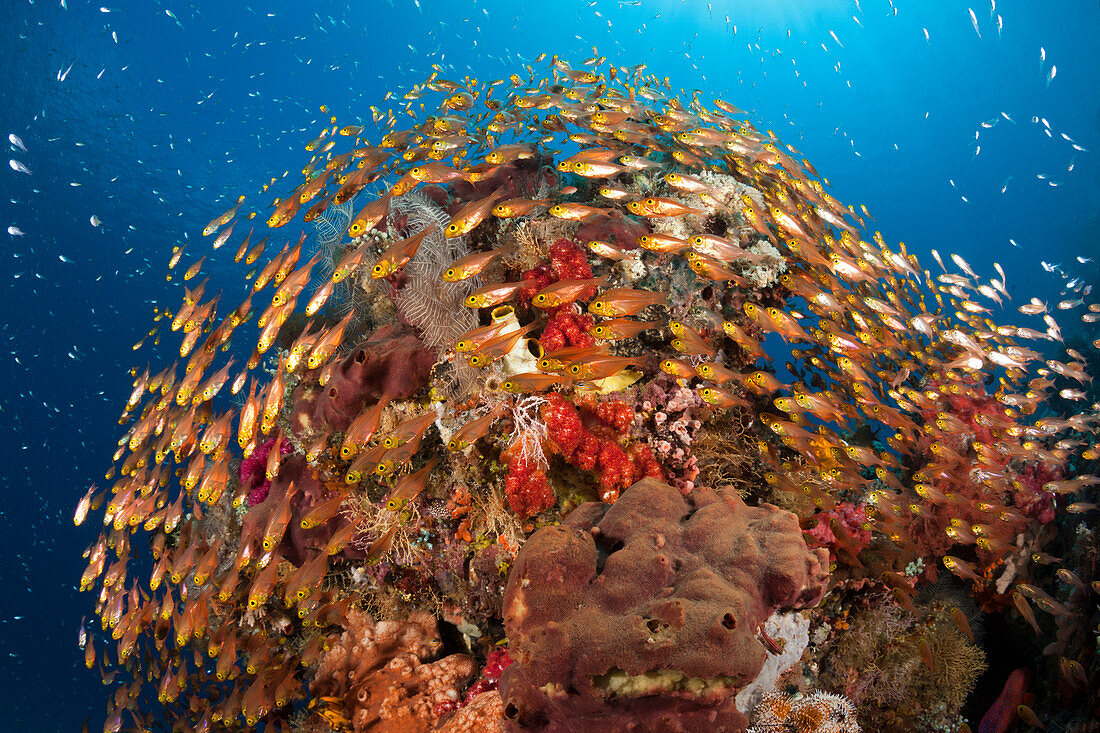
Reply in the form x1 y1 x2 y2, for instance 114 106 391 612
747 691 859 733
499 477 830 732
310 608 476 732
291 323 435 436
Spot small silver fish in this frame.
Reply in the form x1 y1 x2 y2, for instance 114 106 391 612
968 7 981 38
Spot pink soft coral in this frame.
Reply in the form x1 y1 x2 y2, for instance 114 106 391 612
807 502 873 564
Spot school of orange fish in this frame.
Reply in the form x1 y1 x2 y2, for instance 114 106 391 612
75 53 1099 731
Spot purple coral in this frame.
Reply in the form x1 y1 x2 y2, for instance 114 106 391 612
640 375 704 494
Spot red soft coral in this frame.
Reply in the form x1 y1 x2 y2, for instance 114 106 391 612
807 502 873 563
542 393 663 503
505 455 554 519
549 239 592 281
539 310 595 352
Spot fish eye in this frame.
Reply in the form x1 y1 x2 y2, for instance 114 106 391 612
447 223 459 232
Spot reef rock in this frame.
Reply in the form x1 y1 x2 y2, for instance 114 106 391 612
291 322 435 435
499 477 830 732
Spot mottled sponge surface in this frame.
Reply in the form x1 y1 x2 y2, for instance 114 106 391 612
291 322 435 436
500 478 830 732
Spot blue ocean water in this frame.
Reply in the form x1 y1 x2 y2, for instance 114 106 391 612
0 0 1096 729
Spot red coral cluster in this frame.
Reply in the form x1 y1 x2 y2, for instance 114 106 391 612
548 238 592 281
462 648 515 706
806 502 873 564
542 393 662 503
539 310 594 352
520 239 592 304
504 455 554 519
239 437 296 507
1015 462 1059 523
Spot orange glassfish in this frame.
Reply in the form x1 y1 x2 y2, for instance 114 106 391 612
445 188 505 238
332 243 369 284
455 320 510 352
304 280 334 316
492 197 550 218
466 323 537 367
371 225 437 278
306 312 355 370
303 193 336 225
339 396 391 460
696 362 740 384
588 288 668 317
347 191 393 238
272 253 321 307
385 457 440 511
211 219 236 250
300 495 347 530
548 202 608 221
567 354 642 381
686 252 746 283
660 357 697 380
586 240 632 260
500 372 568 393
485 143 537 164
383 410 439 451
721 320 769 361
183 256 206 282
267 195 302 229
626 197 705 218
464 281 527 309
532 276 607 309
698 385 750 408
636 233 691 254
244 236 267 266
297 169 336 204
447 403 509 451
74 484 100 526
589 318 655 340
408 162 468 184
443 248 501 282
203 195 245 237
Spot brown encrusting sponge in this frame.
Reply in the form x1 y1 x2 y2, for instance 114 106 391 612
500 477 830 732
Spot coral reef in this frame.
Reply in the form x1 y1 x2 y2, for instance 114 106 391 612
310 608 476 732
500 477 830 732
78 53 1100 733
747 691 859 733
816 596 987 731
